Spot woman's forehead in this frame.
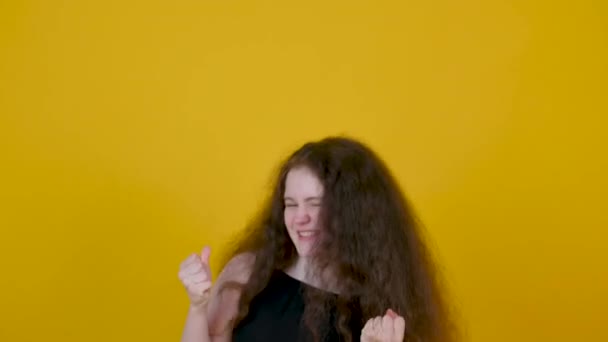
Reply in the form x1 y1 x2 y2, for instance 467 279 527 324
284 167 324 196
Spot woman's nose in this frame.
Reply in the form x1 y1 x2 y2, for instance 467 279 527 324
294 208 311 224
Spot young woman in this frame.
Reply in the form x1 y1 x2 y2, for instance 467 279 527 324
179 136 454 342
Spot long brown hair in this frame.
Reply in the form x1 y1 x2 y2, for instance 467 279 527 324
220 136 456 341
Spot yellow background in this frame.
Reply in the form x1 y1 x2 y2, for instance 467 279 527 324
1 1 606 341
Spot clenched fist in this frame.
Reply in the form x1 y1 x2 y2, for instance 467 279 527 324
178 246 213 310
361 309 406 342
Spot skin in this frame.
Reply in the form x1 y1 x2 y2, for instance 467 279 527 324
361 309 406 342
178 167 406 341
282 167 325 286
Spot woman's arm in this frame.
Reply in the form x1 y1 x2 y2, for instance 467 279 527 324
179 250 254 342
180 304 213 342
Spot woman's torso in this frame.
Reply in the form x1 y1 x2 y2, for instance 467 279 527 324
231 270 361 342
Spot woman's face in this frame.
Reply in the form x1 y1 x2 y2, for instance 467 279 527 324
283 167 324 257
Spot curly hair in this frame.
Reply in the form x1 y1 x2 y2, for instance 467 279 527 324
219 136 456 342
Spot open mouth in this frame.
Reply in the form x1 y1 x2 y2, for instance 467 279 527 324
297 230 319 238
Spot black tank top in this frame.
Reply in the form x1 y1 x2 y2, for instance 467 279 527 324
232 270 362 342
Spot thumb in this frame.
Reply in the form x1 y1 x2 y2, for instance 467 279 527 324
386 309 398 319
200 246 211 264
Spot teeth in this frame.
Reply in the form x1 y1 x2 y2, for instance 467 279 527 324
298 231 317 237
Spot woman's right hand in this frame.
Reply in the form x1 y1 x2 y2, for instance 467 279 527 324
178 246 213 311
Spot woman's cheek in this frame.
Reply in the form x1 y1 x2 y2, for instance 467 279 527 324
284 208 294 227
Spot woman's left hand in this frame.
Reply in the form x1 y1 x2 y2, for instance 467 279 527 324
361 309 405 342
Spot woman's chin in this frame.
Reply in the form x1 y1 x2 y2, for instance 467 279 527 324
295 247 316 258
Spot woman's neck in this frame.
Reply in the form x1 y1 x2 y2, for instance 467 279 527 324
284 256 311 281
284 257 340 294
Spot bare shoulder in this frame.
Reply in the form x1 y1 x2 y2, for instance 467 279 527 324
207 252 255 337
216 252 255 285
